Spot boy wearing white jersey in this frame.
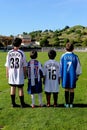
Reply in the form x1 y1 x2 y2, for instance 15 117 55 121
27 50 43 108
43 50 60 107
5 38 29 108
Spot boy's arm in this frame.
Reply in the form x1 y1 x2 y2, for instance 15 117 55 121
76 75 80 81
58 77 60 85
23 66 27 79
43 76 45 85
6 67 9 79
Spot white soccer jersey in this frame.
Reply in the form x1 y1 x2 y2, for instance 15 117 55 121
43 59 60 92
5 49 27 85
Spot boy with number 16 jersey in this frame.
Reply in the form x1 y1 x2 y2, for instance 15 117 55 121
43 50 60 107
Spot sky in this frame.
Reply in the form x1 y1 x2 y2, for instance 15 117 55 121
0 0 87 36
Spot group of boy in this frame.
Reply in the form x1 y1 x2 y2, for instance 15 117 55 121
5 38 82 108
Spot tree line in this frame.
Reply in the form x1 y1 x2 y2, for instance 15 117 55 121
0 25 87 48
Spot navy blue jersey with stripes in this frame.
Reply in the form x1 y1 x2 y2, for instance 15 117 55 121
27 59 43 94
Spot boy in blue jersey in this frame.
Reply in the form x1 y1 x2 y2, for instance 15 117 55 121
27 50 43 108
60 43 82 108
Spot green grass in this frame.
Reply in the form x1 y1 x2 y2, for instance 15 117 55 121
0 51 87 130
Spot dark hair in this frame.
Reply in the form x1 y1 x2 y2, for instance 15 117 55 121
13 38 22 47
30 50 37 59
48 50 56 59
66 42 74 51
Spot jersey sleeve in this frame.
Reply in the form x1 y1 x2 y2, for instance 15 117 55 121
76 56 82 75
59 56 63 78
5 53 9 67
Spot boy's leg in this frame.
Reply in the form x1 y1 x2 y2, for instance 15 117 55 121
53 92 58 107
38 93 43 106
31 94 35 108
64 89 69 107
45 92 51 107
19 87 29 108
70 89 74 106
10 86 17 107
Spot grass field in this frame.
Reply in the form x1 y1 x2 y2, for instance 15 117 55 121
0 51 87 130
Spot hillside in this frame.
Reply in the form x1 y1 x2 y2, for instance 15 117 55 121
29 25 87 47
0 25 87 47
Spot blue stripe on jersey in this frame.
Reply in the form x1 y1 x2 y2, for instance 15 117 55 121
27 60 39 79
17 50 23 57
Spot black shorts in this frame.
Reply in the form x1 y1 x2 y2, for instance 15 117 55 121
45 92 58 94
9 84 24 88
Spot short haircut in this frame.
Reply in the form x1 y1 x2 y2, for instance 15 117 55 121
13 38 22 47
48 50 56 59
30 50 37 59
66 42 74 51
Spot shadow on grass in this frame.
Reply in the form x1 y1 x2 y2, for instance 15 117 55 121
33 104 87 108
26 104 87 108
58 104 87 108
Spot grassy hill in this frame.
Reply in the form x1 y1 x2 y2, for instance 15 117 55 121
29 25 87 47
1 25 87 47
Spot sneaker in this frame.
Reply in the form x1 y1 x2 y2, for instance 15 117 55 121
47 104 50 107
64 104 69 108
70 104 73 108
39 104 43 107
12 103 20 108
54 104 58 107
31 104 35 108
21 103 30 108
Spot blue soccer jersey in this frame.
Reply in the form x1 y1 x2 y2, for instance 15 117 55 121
27 59 43 94
60 52 82 88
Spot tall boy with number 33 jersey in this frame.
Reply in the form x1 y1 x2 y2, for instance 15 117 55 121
60 43 82 108
43 50 60 107
5 38 29 108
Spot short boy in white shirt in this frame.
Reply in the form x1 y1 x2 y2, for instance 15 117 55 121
43 50 60 107
27 50 43 108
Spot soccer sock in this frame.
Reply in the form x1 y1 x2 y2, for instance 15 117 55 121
70 92 74 104
38 93 43 105
11 95 16 105
65 91 69 104
19 95 25 105
53 93 58 105
31 94 35 105
46 93 51 105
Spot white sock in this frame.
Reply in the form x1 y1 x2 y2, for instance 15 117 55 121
31 94 35 105
38 93 43 105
